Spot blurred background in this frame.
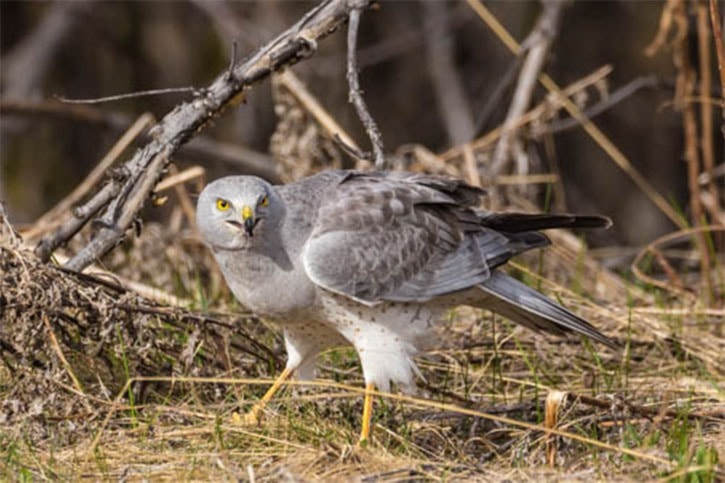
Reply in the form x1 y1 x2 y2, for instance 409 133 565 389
1 0 723 252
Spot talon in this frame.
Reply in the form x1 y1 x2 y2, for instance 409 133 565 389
230 409 263 426
242 409 264 426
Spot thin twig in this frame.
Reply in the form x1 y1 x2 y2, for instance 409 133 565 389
474 56 525 134
165 165 203 234
225 40 239 82
462 145 481 187
467 0 689 230
26 113 154 241
489 0 569 177
696 1 720 221
54 87 198 104
154 166 205 193
671 0 714 302
546 76 659 134
42 315 86 396
709 0 725 143
631 226 725 299
35 0 374 271
277 70 365 166
0 99 281 183
441 65 613 162
346 4 386 170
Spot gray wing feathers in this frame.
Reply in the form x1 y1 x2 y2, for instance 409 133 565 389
304 222 438 303
303 172 498 303
478 272 618 349
302 171 555 304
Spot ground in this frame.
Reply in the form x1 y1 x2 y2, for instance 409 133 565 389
1 212 723 481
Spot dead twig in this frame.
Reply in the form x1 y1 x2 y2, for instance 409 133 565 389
25 113 154 241
666 0 714 301
468 0 689 231
545 76 659 134
162 164 204 234
277 70 365 166
632 225 724 299
346 3 386 170
489 0 569 177
54 87 197 104
474 56 525 134
35 0 375 271
441 65 613 162
696 1 722 222
709 0 725 143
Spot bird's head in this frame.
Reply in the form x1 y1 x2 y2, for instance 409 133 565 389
196 176 281 250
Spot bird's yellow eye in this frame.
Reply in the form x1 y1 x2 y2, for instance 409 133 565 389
216 198 230 211
259 196 269 207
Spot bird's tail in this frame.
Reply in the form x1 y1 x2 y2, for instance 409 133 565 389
477 212 612 232
476 272 618 349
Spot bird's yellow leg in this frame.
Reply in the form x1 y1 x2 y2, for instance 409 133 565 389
236 366 294 425
358 383 375 444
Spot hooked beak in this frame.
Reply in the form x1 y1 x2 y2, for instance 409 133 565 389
241 205 255 236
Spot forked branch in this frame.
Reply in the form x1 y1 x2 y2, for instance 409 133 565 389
35 0 375 271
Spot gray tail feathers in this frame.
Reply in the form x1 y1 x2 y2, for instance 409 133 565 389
478 272 618 349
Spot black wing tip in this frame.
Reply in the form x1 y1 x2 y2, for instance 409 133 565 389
586 332 621 350
476 212 613 232
574 215 613 230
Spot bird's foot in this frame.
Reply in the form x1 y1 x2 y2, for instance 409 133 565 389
230 407 264 426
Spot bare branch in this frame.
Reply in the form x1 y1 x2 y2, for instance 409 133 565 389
489 0 569 177
277 70 365 166
708 0 725 153
35 0 375 271
25 114 154 241
697 1 721 221
545 76 659 134
346 4 386 170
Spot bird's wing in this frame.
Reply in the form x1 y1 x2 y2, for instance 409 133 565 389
301 171 543 304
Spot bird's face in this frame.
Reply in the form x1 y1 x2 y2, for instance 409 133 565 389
196 176 279 250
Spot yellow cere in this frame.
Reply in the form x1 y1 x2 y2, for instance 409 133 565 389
216 198 230 211
242 205 253 220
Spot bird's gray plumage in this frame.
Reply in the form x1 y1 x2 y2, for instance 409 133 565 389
197 170 616 391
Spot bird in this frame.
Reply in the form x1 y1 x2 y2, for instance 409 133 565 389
196 169 616 442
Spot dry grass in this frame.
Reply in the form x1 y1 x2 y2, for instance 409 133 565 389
2 204 723 481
